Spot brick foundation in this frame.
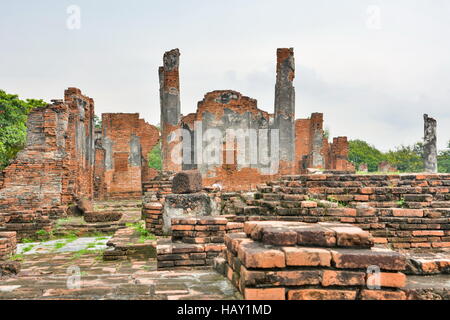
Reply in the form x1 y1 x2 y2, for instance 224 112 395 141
216 221 407 300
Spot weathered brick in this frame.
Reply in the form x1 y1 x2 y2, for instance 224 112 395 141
288 289 357 300
322 270 366 287
283 247 331 267
244 288 286 300
331 249 406 271
360 290 406 300
238 241 286 269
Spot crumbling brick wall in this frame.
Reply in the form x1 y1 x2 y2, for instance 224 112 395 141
0 88 95 238
0 172 4 190
63 88 96 203
296 115 353 173
184 90 276 190
0 232 17 260
95 113 159 200
329 137 355 171
160 48 353 189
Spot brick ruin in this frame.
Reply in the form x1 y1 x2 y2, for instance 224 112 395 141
159 48 354 190
94 113 160 200
0 48 448 300
0 88 159 240
217 221 408 300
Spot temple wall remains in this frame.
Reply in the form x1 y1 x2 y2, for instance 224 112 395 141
94 113 159 200
0 88 95 238
159 48 354 190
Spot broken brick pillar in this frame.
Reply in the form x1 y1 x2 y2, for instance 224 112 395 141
310 113 325 168
160 49 182 172
423 114 438 173
330 137 354 171
274 48 296 173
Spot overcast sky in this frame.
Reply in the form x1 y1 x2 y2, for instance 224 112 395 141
1 0 449 151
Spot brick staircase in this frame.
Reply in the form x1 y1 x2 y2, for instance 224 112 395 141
232 174 450 250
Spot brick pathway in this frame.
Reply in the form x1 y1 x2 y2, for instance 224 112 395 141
0 252 240 300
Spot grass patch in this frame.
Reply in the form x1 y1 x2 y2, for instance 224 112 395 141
126 221 156 242
22 245 35 253
326 196 349 208
53 242 67 250
10 254 24 261
20 238 34 244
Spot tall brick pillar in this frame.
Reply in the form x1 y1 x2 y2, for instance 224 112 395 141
423 114 438 173
159 49 181 172
274 48 296 172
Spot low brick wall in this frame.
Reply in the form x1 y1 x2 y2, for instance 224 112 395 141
216 221 408 300
232 174 450 250
0 171 4 190
157 217 234 269
157 240 226 269
0 231 17 260
171 217 228 244
5 209 53 240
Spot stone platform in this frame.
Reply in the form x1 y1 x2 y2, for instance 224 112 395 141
217 221 409 300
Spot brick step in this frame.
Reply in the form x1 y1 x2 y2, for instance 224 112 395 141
280 174 450 182
406 252 450 274
276 180 450 190
275 184 450 195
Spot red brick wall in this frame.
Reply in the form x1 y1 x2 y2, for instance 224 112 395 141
295 114 353 172
295 119 311 172
99 113 159 200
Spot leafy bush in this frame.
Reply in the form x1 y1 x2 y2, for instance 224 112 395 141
148 142 162 171
0 90 46 169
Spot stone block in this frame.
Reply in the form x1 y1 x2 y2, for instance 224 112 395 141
172 170 203 194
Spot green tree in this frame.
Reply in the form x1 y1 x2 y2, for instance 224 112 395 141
348 140 384 172
148 142 162 171
438 141 450 173
0 90 46 169
384 143 424 173
94 115 102 129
